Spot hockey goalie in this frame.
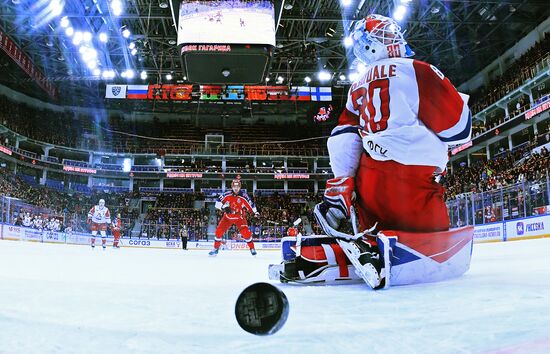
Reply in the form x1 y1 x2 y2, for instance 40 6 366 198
269 15 474 289
88 199 111 249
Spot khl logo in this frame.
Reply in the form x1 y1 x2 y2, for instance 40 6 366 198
516 222 524 236
112 86 121 96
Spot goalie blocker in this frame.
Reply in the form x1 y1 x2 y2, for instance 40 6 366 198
268 226 474 288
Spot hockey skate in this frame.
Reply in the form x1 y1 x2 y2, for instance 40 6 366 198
208 248 219 256
336 236 390 290
250 248 257 256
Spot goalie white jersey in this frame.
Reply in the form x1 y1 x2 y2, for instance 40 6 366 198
329 57 471 176
88 206 111 224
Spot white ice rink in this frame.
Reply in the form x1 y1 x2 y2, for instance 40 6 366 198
1 239 550 354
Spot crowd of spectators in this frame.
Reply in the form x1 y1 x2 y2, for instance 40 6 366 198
141 193 209 240
0 167 137 234
444 143 549 199
469 32 550 116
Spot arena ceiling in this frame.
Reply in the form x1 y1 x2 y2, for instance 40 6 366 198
0 0 549 104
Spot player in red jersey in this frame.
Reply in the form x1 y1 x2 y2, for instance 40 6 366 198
209 179 260 256
111 213 122 249
272 14 474 289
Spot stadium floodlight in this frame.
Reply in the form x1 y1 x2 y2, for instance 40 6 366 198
304 76 311 83
128 42 136 50
265 77 270 82
317 70 331 82
393 5 407 21
60 16 70 28
277 76 284 83
72 31 83 45
83 31 92 42
183 76 187 80
122 158 131 173
125 69 135 79
166 73 173 80
92 68 101 76
344 36 353 48
102 70 115 79
122 29 131 38
98 32 108 43
50 0 64 17
340 0 352 7
131 48 137 56
339 74 346 81
111 0 123 17
140 71 147 80
65 26 74 36
86 60 97 70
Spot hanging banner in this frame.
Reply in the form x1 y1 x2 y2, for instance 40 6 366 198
0 30 57 99
105 85 127 99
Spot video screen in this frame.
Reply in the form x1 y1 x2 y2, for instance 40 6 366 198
177 0 276 46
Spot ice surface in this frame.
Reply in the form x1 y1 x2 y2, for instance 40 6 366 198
1 239 550 354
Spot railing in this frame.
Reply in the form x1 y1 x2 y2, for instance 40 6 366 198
446 176 550 227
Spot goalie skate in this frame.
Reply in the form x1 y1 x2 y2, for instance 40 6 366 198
336 236 390 290
268 261 360 284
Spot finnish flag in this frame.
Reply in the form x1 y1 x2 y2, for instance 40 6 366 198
311 87 332 101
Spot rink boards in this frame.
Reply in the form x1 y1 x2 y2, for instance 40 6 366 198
1 213 550 249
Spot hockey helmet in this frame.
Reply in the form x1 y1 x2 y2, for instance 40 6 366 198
231 178 241 192
351 14 414 65
99 199 105 208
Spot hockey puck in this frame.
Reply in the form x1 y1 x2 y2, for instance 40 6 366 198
235 282 289 335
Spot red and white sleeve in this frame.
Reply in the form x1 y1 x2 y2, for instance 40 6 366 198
413 60 471 145
327 87 364 178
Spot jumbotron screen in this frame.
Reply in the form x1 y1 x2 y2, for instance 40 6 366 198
177 0 276 46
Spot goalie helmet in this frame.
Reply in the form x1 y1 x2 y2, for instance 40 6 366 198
98 199 105 208
351 14 414 65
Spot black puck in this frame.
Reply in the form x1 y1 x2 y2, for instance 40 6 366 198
235 282 289 335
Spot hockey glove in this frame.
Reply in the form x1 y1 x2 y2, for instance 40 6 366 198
222 202 232 214
314 176 360 240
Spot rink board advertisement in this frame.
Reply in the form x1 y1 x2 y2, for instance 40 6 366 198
505 214 550 240
3 215 550 250
473 223 505 242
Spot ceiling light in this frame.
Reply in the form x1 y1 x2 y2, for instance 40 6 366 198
317 71 331 81
99 32 108 42
125 69 134 79
122 29 131 38
168 39 176 45
83 31 92 42
140 71 147 80
304 76 311 83
92 68 101 76
277 76 284 83
60 16 70 28
393 5 407 21
86 61 97 70
340 0 352 6
339 74 346 81
265 77 270 82
348 72 359 81
131 48 137 55
65 27 74 36
72 31 83 45
283 3 293 10
344 37 353 47
166 73 172 80
111 0 123 17
159 1 169 9
128 42 136 50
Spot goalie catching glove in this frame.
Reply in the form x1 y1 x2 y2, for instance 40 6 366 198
314 176 360 240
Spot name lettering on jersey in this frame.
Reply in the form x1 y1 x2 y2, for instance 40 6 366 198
351 64 397 91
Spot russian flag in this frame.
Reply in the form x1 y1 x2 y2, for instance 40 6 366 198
311 87 332 101
126 85 149 99
290 86 311 101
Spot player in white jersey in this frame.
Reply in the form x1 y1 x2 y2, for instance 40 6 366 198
22 212 33 227
87 199 111 249
293 14 474 289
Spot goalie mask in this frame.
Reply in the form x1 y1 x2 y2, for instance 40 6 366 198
98 199 105 209
351 14 414 65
